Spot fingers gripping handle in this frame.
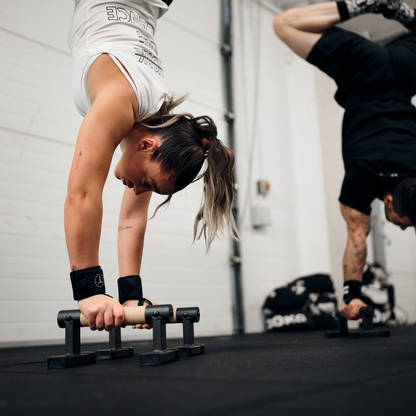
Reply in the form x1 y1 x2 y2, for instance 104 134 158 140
352 304 364 318
57 305 174 328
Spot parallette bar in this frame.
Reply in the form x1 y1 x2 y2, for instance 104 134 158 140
325 306 390 339
171 307 204 358
57 304 174 328
173 307 200 323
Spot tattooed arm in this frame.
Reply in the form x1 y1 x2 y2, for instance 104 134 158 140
339 203 371 319
341 203 371 282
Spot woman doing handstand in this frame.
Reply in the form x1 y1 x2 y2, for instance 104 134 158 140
66 0 239 331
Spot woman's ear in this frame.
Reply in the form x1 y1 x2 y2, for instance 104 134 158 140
136 137 159 152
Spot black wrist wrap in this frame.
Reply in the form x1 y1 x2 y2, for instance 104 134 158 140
118 276 144 304
406 16 416 30
336 1 350 22
70 266 106 301
343 280 362 304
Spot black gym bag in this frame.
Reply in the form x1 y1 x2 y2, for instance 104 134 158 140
263 273 338 332
264 308 314 332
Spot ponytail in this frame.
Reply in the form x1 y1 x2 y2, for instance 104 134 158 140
193 137 241 249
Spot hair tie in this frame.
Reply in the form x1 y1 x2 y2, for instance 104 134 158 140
202 138 210 152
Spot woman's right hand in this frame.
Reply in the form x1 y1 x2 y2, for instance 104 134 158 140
78 295 124 331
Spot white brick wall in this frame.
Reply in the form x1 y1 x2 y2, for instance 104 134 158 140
1 0 414 347
0 0 82 345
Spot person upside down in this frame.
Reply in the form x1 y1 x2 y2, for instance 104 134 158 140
273 0 416 320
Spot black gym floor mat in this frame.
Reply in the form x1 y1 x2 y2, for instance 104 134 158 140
1 326 416 416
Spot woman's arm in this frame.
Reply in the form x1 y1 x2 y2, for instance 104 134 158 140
65 54 138 330
118 189 152 278
117 189 154 329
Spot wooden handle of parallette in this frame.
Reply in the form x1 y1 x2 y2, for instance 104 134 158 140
79 306 149 327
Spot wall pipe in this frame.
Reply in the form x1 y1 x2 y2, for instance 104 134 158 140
221 0 245 334
370 200 387 271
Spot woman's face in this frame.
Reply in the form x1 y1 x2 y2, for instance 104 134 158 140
114 137 176 196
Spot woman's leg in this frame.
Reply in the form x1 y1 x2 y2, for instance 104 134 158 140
273 2 341 60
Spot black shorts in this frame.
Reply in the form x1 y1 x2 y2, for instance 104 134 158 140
338 164 387 214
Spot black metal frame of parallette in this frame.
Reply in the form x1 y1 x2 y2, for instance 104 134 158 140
96 327 134 360
139 305 178 367
47 309 96 369
325 306 390 339
174 307 205 358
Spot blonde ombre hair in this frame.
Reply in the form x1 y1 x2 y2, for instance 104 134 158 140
143 97 241 250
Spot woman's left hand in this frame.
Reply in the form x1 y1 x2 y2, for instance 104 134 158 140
122 299 156 329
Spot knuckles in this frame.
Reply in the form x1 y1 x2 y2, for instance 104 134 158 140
80 295 124 331
339 299 367 320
